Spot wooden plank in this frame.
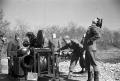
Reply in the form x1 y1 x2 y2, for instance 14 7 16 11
34 48 51 53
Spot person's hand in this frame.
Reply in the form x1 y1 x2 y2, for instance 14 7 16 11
7 57 10 59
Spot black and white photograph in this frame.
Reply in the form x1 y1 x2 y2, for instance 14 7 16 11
0 0 120 81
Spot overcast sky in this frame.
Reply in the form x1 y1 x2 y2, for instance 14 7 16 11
3 0 120 30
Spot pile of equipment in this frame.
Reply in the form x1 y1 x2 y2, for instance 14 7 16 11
8 47 60 81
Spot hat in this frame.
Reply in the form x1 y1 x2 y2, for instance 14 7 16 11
64 35 70 40
92 17 101 24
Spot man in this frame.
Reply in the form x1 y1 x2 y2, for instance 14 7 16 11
0 33 6 73
83 18 102 81
36 30 45 48
57 36 85 79
80 34 87 72
0 33 5 58
7 33 20 76
26 32 36 48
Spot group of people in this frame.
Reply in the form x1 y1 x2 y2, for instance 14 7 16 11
7 30 47 76
6 17 102 81
58 17 102 81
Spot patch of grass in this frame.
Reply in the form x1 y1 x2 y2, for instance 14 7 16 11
96 48 120 63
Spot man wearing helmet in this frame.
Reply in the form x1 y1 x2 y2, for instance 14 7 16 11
7 33 21 76
83 17 102 81
57 35 86 79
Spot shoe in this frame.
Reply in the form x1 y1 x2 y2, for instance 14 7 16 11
67 72 72 79
94 71 99 81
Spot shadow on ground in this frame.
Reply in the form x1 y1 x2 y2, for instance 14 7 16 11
0 74 26 81
97 56 120 64
0 74 83 81
0 74 11 81
59 72 87 81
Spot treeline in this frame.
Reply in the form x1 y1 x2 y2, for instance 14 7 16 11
44 25 120 50
44 22 86 41
0 9 120 50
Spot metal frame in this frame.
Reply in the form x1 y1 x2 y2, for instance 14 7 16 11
33 48 60 80
8 51 26 81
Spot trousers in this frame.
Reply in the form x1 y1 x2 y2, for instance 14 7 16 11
85 49 98 72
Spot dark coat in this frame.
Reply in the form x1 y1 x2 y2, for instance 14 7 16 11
59 40 83 56
7 39 20 57
83 24 101 51
0 38 4 51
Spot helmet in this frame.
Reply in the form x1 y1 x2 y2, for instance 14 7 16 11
64 35 70 40
63 35 71 44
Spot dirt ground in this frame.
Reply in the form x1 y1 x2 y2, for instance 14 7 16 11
0 60 115 81
0 48 120 81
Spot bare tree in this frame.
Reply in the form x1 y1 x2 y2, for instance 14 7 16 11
0 9 10 36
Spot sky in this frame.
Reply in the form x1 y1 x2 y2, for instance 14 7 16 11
2 0 120 30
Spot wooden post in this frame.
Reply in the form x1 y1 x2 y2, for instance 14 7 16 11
34 52 36 72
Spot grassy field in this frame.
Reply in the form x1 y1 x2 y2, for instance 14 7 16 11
96 47 120 63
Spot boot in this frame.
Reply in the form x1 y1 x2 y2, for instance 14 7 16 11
87 71 93 81
94 71 99 81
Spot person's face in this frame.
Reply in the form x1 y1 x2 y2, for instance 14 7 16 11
15 36 20 41
65 39 71 44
